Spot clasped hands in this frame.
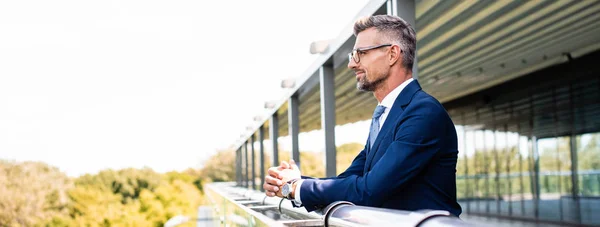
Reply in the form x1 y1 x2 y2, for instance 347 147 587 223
263 160 301 198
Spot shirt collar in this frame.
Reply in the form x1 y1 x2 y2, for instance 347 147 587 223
379 78 414 109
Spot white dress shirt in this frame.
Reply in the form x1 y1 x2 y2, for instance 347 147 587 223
292 78 415 206
377 78 413 130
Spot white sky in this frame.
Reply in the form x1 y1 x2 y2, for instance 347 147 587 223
0 0 373 176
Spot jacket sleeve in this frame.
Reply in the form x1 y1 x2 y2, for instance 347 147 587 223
299 100 446 212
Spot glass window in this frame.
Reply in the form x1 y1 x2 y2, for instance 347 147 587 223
576 133 600 225
537 137 572 222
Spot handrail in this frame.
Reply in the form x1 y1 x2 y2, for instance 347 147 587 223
205 182 474 227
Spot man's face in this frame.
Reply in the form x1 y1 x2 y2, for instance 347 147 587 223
348 28 391 92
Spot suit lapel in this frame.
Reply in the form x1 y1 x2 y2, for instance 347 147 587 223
364 80 422 172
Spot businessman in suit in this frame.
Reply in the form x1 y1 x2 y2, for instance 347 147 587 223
263 15 462 217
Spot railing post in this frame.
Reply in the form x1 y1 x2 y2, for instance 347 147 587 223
259 126 265 192
270 114 279 167
251 134 256 191
288 95 300 168
388 0 418 80
570 134 581 223
320 66 337 177
532 136 540 219
244 140 249 188
236 147 241 186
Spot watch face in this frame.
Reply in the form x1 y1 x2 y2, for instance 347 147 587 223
282 184 290 196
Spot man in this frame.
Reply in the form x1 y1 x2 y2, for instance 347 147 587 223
263 15 462 217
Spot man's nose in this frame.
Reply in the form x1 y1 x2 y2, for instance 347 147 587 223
348 59 358 69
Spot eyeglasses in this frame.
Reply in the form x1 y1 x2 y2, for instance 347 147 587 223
348 44 393 63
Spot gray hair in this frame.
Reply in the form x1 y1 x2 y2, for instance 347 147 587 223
353 15 416 71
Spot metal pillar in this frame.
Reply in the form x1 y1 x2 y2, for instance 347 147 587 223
569 83 582 224
320 66 337 177
259 126 265 192
532 136 540 219
270 114 279 166
234 148 237 185
236 148 241 186
570 134 581 223
462 126 470 214
386 0 397 16
473 130 480 213
251 134 256 191
473 110 480 213
491 106 500 215
288 95 300 168
505 125 512 216
244 140 249 188
518 133 525 217
528 95 539 218
239 143 243 186
551 88 565 222
389 0 418 80
483 130 490 214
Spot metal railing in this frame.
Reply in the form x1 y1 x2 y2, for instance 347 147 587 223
205 182 475 227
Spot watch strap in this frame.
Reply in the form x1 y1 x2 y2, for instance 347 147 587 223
287 178 300 184
284 178 300 200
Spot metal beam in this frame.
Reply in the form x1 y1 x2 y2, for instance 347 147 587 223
570 134 581 224
236 148 241 186
259 126 265 192
389 0 418 79
320 66 337 177
483 130 490 213
251 134 256 190
235 148 238 185
531 136 540 219
288 95 300 167
460 114 470 214
386 0 397 16
240 145 244 187
244 141 249 188
270 114 279 166
568 80 582 224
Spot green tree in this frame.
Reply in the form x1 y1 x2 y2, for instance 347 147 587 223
1 160 204 227
200 149 235 182
0 161 72 227
67 168 201 227
577 133 600 196
75 168 161 204
578 133 600 171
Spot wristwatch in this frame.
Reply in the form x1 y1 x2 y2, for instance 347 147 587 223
281 178 299 200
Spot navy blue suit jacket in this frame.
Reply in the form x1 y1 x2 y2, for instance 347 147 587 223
298 80 462 216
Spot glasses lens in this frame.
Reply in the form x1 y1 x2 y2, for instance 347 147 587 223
352 50 359 63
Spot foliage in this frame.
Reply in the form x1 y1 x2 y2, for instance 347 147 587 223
0 161 202 227
0 161 72 227
75 168 162 204
199 149 235 182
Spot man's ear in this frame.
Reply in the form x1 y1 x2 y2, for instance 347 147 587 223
389 45 401 66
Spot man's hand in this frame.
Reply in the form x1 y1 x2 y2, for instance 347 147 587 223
263 160 301 197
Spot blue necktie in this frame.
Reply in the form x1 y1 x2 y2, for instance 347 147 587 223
369 105 386 149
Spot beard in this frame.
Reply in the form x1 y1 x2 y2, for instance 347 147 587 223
356 72 389 92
